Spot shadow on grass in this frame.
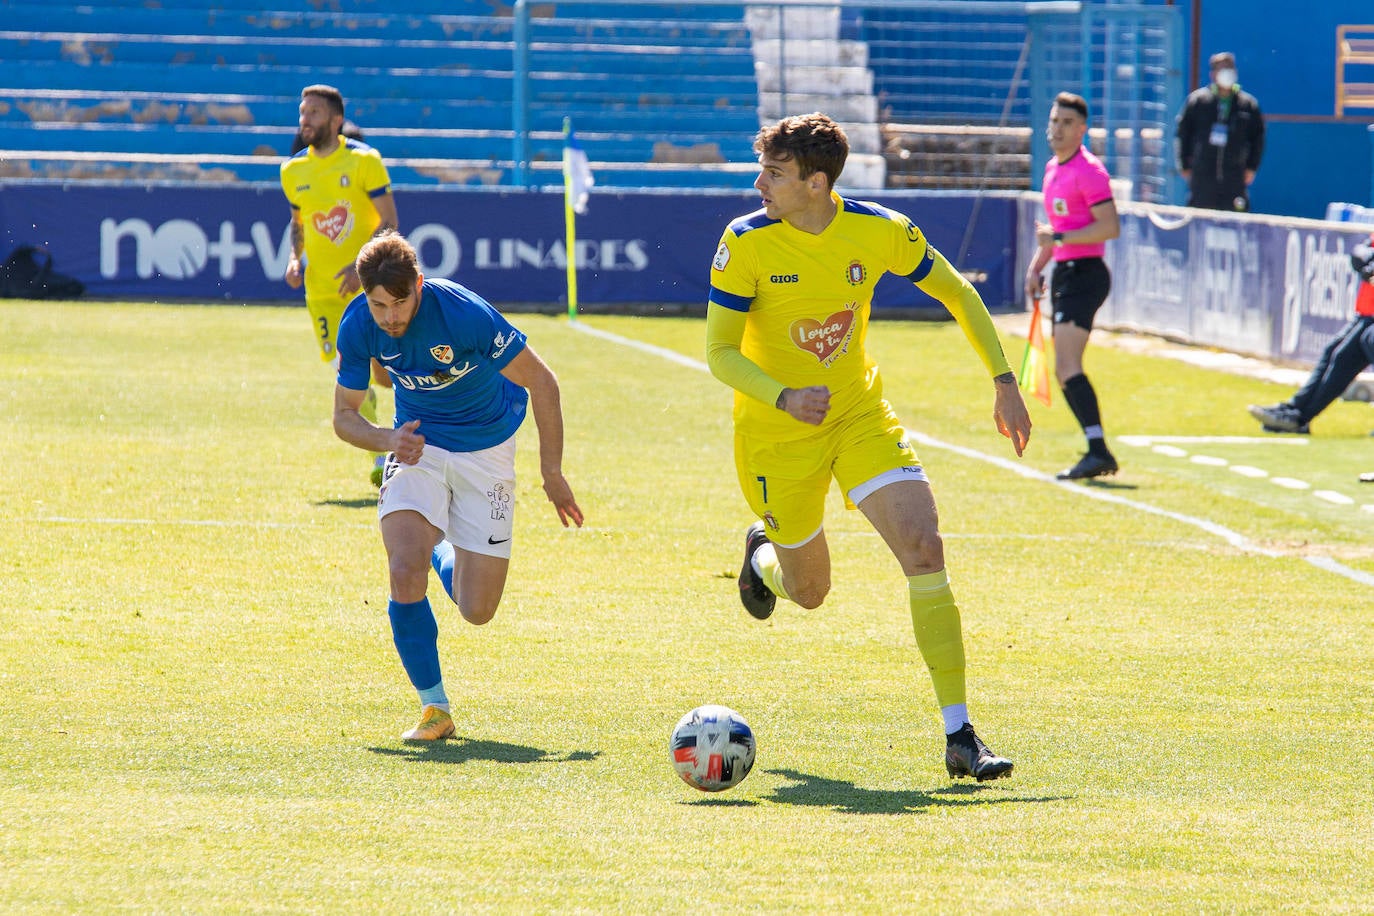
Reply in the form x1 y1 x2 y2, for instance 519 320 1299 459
369 736 600 766
762 768 1070 815
317 497 378 509
1079 478 1138 491
679 797 758 808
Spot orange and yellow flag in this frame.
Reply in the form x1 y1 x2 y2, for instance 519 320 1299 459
1018 296 1051 406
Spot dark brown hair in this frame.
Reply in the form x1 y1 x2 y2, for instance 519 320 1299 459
356 230 418 299
753 112 849 188
1054 92 1089 122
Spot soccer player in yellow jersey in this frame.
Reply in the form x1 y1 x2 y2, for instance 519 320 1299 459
280 84 398 484
706 113 1032 781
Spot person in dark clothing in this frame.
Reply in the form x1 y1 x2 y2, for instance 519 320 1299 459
1248 233 1374 440
1175 52 1265 212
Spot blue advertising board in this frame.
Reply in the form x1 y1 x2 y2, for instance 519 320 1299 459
1016 195 1373 365
0 182 1019 312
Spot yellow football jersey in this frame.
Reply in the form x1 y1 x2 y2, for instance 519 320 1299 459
708 192 938 440
280 138 391 306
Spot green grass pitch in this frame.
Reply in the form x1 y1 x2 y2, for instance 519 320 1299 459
1 300 1370 912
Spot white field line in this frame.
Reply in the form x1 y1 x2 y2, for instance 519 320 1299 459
1117 435 1309 446
1122 436 1374 512
571 321 1374 589
27 516 374 530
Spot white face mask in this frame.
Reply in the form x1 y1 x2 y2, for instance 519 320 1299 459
1215 68 1237 90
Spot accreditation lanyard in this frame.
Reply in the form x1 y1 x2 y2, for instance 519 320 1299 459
1209 95 1233 147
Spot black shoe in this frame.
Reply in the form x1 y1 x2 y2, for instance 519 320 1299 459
945 723 1014 782
1261 423 1310 435
1056 452 1119 480
738 521 777 620
1248 403 1306 433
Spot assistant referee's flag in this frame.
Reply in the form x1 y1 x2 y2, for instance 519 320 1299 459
1018 295 1052 406
562 118 594 320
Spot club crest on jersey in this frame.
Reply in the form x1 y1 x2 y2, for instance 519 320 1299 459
712 241 731 271
1052 197 1069 216
845 260 867 286
430 344 454 364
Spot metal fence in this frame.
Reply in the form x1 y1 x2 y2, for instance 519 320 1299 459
511 0 1183 201
1026 2 1184 204
0 0 1182 198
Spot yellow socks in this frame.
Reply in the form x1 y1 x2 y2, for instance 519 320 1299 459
907 569 967 709
754 541 789 602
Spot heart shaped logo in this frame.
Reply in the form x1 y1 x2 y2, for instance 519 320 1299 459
790 310 855 364
312 204 351 242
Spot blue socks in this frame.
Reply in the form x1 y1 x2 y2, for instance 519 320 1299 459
388 546 459 705
430 540 457 603
387 597 443 694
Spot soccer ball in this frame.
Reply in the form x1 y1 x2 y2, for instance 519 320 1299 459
669 705 756 792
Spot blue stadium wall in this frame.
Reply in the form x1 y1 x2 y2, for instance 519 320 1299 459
1173 0 1374 218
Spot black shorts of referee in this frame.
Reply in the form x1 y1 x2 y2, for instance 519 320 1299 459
1050 257 1111 331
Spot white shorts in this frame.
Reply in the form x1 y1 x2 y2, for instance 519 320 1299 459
377 435 517 559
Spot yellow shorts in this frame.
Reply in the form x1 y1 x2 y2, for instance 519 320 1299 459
304 289 351 361
733 397 923 547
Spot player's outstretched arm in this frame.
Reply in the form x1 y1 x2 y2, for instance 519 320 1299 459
914 249 1031 455
499 346 584 528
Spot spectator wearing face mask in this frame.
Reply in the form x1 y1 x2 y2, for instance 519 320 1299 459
1175 51 1266 212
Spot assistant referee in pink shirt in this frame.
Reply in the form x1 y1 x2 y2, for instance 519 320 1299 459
1025 91 1122 481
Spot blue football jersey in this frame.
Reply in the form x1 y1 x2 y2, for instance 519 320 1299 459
336 277 529 452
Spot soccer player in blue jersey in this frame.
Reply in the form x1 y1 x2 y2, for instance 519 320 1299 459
334 231 584 741
707 113 1031 781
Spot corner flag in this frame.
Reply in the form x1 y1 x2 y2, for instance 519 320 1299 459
563 118 593 216
1018 295 1052 406
562 118 594 320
